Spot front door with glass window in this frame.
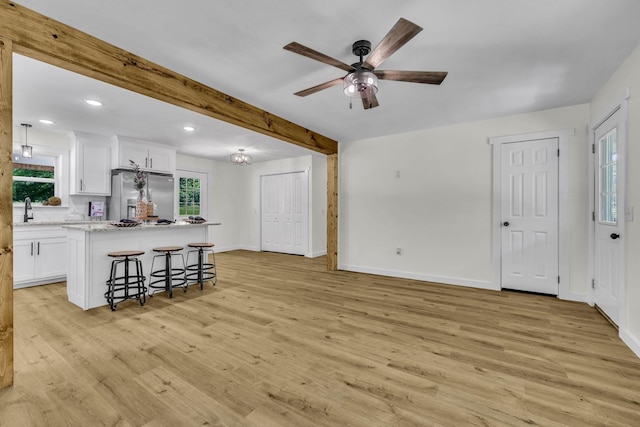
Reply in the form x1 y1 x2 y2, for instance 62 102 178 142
593 108 625 326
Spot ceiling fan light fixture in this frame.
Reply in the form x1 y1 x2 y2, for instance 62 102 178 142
230 148 252 165
343 70 378 99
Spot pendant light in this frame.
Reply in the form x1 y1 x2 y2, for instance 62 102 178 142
20 123 33 158
230 148 252 165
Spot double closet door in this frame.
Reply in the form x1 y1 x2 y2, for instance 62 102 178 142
261 172 308 255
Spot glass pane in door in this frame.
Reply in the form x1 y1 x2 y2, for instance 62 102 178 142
599 128 617 224
179 177 201 215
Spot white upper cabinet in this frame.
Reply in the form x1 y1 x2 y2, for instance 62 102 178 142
111 136 176 174
70 131 111 196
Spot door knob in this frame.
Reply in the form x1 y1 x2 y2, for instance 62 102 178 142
503 221 510 227
610 233 620 240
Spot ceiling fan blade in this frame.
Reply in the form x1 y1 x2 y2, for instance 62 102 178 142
294 77 344 97
284 42 355 73
362 93 380 109
363 18 423 70
375 70 448 85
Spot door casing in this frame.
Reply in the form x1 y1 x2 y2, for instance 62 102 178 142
489 129 576 299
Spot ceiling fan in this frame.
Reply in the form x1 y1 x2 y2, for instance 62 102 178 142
284 18 447 110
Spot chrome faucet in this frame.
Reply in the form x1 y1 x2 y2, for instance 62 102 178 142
24 197 33 222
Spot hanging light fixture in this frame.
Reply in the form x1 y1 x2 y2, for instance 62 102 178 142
230 148 252 165
20 123 33 158
343 40 378 100
343 69 378 99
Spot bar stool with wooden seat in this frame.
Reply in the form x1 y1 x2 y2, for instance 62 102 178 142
104 250 147 311
148 246 187 298
185 242 217 290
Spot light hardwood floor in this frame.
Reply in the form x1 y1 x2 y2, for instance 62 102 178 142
1 250 639 426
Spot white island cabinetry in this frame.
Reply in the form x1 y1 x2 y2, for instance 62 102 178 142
70 131 111 196
14 226 67 288
111 136 176 174
65 222 219 310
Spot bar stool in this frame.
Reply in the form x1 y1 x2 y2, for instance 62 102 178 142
104 250 147 311
185 242 217 290
148 246 187 298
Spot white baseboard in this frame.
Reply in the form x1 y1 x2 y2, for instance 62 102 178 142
620 329 640 359
307 250 327 258
14 277 66 289
339 264 497 291
214 245 259 253
558 290 588 303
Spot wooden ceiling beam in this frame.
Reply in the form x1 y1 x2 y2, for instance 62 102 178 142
0 1 338 155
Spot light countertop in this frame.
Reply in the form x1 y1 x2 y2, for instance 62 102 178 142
14 220 111 227
62 221 221 232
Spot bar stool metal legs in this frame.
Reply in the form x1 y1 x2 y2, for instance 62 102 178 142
185 242 217 290
105 250 147 311
149 246 187 298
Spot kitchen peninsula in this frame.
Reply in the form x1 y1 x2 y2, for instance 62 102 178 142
64 221 220 310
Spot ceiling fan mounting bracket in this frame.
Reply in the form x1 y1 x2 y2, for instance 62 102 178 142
352 40 371 58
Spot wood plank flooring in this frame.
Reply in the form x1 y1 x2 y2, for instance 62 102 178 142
1 250 639 426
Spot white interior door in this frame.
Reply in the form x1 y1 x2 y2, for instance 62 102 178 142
501 138 559 295
593 108 625 325
261 172 308 255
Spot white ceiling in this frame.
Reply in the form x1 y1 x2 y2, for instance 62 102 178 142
11 0 640 163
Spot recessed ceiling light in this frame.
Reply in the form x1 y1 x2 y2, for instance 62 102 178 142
85 99 103 107
183 126 195 132
39 119 54 125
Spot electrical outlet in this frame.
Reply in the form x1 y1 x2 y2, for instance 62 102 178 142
396 248 402 255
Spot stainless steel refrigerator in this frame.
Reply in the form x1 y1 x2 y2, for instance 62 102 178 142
108 169 175 220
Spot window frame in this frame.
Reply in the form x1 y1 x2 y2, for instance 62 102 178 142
174 169 208 220
12 143 69 207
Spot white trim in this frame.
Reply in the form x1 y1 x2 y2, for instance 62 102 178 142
308 250 327 258
488 128 575 146
620 329 640 359
488 128 574 298
214 245 260 253
588 99 628 333
175 168 209 220
340 264 496 291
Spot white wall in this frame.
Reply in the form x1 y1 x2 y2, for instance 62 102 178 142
311 155 327 257
176 154 327 257
238 155 326 256
176 153 247 252
339 104 590 294
590 43 640 355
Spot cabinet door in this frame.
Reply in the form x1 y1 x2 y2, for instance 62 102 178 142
147 146 174 173
120 142 149 169
34 237 68 280
13 239 36 284
80 142 111 195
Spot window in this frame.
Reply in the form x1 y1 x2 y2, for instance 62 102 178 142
179 177 201 215
176 170 208 219
13 155 56 203
598 127 617 224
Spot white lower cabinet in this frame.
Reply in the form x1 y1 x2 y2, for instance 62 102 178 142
14 226 67 288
